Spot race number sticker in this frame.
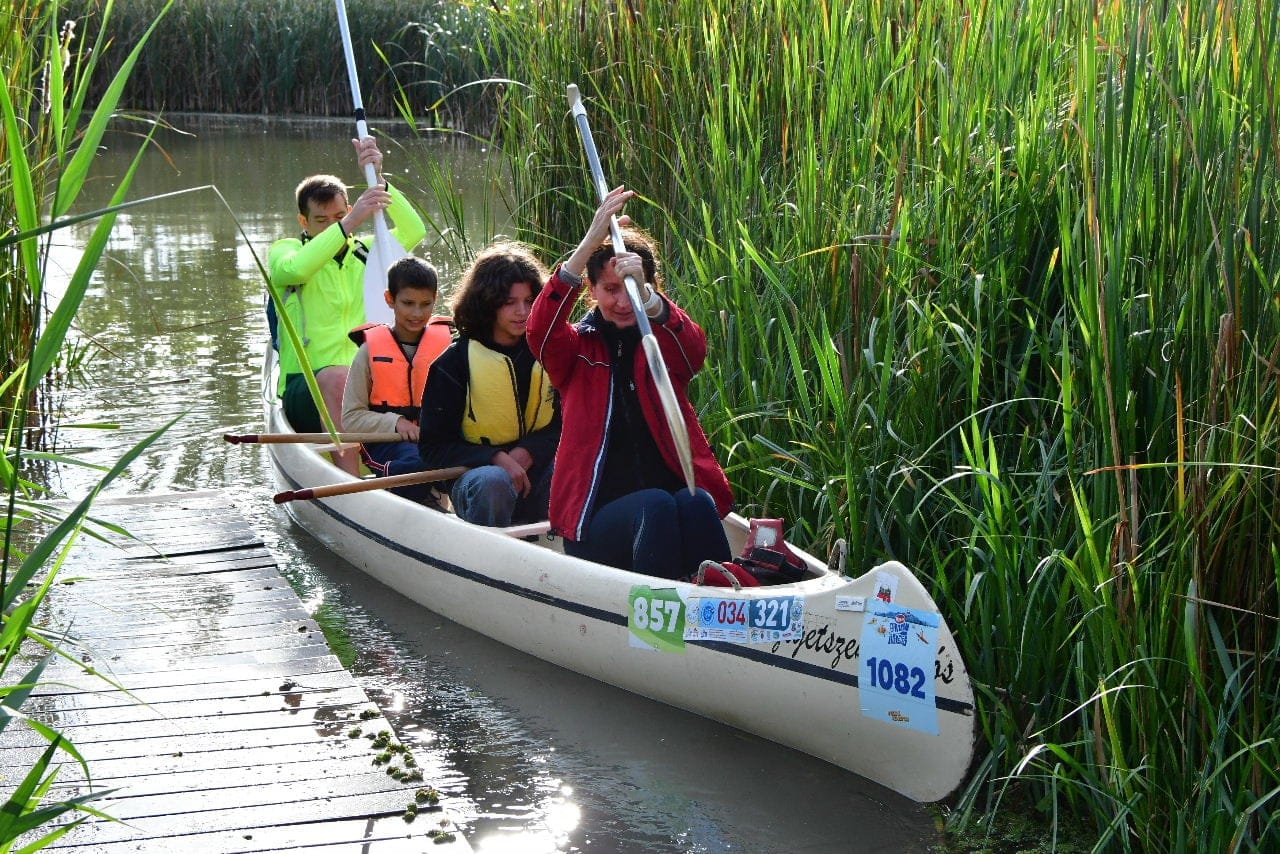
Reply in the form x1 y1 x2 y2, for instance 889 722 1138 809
683 595 804 643
859 605 940 735
629 586 686 653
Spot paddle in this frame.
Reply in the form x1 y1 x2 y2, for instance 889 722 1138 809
224 431 402 445
273 466 467 504
334 0 404 326
566 84 696 494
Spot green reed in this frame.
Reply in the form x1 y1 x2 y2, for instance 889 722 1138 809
57 0 496 128
484 0 1280 848
3 1 181 846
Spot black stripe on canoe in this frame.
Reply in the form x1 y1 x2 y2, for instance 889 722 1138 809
276 463 974 717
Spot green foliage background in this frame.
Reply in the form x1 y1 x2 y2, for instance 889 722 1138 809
59 0 496 129
480 2 1280 849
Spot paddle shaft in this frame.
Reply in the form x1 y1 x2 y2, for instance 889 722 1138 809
334 0 402 325
567 95 654 337
566 84 696 493
274 465 467 504
334 0 379 190
225 432 402 445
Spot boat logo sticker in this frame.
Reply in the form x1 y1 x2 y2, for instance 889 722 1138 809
859 605 940 735
629 586 687 653
683 595 805 644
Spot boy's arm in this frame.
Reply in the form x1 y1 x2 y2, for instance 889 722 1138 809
341 344 402 434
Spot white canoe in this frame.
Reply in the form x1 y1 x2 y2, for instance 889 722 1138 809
261 362 976 802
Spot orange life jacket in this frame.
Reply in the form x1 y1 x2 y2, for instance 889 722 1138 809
349 320 453 420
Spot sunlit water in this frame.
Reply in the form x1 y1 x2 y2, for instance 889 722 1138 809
42 115 936 853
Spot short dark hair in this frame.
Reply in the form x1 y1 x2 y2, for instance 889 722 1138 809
451 241 550 338
295 174 348 215
387 256 438 297
584 226 664 292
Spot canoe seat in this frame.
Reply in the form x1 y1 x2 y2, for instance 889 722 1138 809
499 521 552 539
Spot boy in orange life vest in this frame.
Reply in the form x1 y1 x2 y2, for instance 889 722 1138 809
341 256 453 500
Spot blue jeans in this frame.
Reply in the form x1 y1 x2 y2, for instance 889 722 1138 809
360 440 434 503
451 464 553 527
564 488 730 580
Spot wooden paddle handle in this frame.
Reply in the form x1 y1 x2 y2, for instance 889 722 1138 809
274 466 468 504
225 432 402 445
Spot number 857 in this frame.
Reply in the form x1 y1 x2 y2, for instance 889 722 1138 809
634 598 681 633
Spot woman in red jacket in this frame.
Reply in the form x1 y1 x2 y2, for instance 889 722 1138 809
527 187 733 579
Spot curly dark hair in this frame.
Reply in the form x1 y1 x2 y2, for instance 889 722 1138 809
450 241 550 338
584 226 664 292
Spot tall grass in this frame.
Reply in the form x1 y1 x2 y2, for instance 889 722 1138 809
484 0 1280 848
58 0 498 129
3 0 179 846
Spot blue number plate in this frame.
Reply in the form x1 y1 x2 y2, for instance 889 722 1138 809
684 595 804 643
859 604 940 734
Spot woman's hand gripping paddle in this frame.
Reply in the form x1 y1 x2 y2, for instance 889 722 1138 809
566 84 696 494
335 0 404 326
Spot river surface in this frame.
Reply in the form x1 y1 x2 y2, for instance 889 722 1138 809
44 115 936 853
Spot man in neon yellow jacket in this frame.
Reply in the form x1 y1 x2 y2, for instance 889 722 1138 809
268 137 426 473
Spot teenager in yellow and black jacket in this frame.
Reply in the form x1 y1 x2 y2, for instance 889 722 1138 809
418 242 561 526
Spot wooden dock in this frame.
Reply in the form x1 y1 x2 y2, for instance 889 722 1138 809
0 491 471 853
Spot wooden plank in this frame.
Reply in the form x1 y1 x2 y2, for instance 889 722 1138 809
73 551 280 576
33 602 315 642
57 614 329 651
45 640 340 680
47 791 439 844
40 751 401 795
0 492 470 852
42 591 309 631
24 669 357 709
31 652 346 693
0 736 376 780
11 683 374 730
43 594 321 636
49 816 466 853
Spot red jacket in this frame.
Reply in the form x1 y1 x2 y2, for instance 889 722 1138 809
527 267 733 540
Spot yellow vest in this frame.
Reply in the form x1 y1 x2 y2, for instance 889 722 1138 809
462 340 555 445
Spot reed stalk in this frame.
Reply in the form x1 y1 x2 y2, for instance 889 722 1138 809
484 0 1280 848
2 0 180 845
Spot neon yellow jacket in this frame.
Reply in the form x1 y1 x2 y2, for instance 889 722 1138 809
267 184 426 394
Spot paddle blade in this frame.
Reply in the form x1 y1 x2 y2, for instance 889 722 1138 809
642 336 697 493
362 213 405 325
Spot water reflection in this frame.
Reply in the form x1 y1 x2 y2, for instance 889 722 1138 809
48 115 935 852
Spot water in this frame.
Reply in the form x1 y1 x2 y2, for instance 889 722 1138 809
45 115 937 853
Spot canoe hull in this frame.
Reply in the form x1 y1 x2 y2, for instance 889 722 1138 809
265 395 976 802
